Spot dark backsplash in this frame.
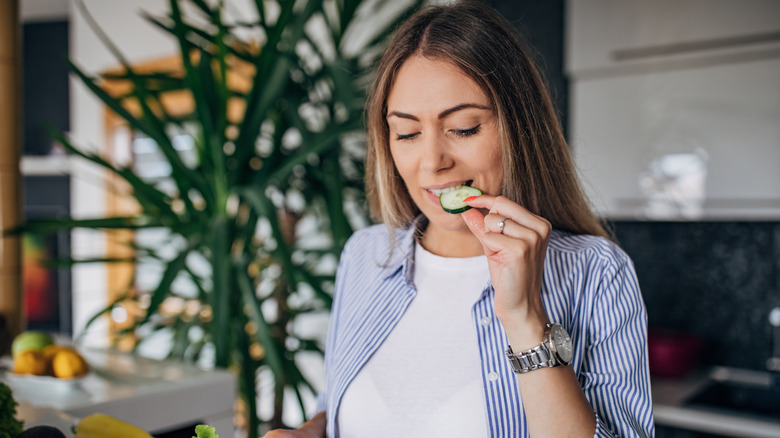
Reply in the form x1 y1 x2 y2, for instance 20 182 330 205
611 220 780 371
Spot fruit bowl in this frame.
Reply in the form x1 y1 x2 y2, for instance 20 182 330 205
4 371 88 392
1 356 89 393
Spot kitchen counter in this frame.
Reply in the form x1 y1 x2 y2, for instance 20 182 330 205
9 351 779 437
2 348 235 436
652 366 780 437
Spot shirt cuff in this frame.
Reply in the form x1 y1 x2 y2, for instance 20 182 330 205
593 412 619 438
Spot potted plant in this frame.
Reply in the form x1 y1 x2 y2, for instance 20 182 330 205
18 0 421 434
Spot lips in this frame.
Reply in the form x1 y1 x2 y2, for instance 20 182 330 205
425 180 473 196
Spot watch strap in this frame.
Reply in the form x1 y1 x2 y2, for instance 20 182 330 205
505 323 566 374
505 343 558 374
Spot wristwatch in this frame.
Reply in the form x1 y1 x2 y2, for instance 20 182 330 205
505 323 573 374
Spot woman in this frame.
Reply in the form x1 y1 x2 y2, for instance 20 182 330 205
265 2 653 437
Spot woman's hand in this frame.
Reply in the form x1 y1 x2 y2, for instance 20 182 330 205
261 431 311 438
260 412 326 438
461 195 552 348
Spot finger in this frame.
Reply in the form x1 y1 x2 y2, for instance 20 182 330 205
463 194 497 211
485 213 515 236
466 195 550 237
478 233 549 284
484 218 545 250
462 209 507 257
460 207 487 241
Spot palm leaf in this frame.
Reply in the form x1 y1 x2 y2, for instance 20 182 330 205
40 257 137 268
363 0 425 51
255 115 361 187
136 245 193 327
293 266 334 308
44 126 175 216
236 266 286 382
207 216 232 367
142 13 257 65
13 217 158 234
230 0 298 170
76 289 134 344
169 0 215 146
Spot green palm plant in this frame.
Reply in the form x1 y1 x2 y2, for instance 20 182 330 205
16 0 422 434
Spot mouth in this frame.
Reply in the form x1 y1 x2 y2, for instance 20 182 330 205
426 180 474 196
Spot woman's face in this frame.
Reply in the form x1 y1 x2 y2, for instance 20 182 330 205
387 55 503 232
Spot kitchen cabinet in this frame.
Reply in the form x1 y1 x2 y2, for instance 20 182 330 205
566 0 780 76
566 0 780 220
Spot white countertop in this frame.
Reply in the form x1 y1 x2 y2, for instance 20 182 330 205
3 348 236 436
652 366 780 437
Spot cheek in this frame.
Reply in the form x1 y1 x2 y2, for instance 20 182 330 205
475 141 504 192
484 146 502 169
390 146 415 179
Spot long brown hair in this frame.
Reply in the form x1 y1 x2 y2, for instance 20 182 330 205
365 1 607 238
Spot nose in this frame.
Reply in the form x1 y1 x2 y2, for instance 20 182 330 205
420 132 453 174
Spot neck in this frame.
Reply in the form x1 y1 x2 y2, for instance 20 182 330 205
420 222 484 258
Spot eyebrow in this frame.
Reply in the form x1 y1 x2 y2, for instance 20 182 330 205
387 103 491 121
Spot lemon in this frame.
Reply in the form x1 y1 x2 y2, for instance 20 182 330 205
13 350 50 376
51 348 90 379
41 344 65 362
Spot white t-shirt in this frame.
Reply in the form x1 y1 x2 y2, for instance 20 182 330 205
337 241 490 438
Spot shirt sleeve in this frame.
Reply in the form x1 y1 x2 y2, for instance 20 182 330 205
579 255 655 438
313 393 327 417
593 412 620 438
310 235 354 422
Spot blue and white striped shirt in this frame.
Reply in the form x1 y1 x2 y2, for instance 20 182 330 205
316 221 654 437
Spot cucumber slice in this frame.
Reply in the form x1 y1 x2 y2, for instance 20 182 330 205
439 185 482 214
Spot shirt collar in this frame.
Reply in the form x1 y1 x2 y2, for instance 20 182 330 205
381 215 427 284
381 216 493 302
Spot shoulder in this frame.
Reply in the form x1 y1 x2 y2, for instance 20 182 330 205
546 231 644 323
342 223 395 258
344 223 393 249
339 223 411 271
332 224 411 316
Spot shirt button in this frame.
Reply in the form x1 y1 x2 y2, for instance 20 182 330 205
480 317 491 327
488 371 499 382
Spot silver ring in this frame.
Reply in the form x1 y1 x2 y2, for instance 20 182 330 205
497 217 510 234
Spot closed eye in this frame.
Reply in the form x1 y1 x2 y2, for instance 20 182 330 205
395 132 419 141
453 125 481 137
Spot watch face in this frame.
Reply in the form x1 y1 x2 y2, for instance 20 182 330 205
551 324 573 364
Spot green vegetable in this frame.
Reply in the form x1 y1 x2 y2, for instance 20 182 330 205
0 382 24 438
192 424 218 438
439 185 482 214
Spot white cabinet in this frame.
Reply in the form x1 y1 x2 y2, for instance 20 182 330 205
567 0 780 77
567 0 780 219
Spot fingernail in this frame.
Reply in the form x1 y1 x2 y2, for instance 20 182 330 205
463 196 477 202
